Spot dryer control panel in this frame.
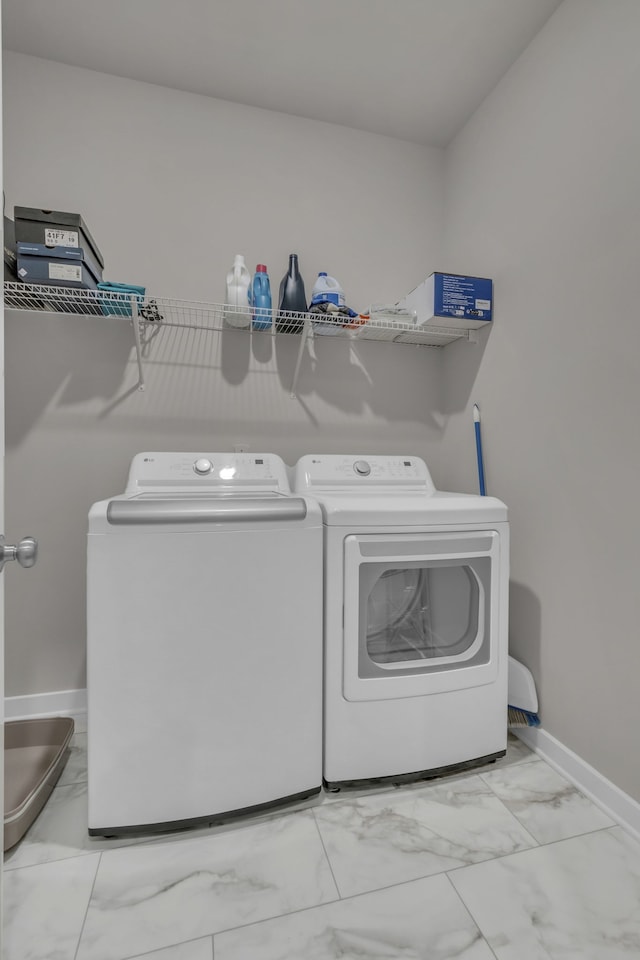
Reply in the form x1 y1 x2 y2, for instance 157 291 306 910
294 454 436 493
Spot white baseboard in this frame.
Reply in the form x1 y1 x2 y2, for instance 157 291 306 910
4 688 87 723
515 726 640 843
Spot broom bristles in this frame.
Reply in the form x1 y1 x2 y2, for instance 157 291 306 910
508 705 541 728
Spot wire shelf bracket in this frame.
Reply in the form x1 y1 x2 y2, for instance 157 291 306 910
130 298 145 391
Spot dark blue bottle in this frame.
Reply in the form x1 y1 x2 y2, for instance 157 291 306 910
276 253 307 332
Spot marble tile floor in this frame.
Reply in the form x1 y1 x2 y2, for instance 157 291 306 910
4 731 640 960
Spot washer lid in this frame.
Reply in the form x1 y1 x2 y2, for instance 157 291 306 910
310 491 507 526
106 496 308 526
88 491 322 533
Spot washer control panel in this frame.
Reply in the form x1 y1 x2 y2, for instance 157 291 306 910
125 452 290 495
294 454 435 492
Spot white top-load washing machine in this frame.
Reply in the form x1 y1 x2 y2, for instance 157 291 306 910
87 452 323 835
294 454 509 788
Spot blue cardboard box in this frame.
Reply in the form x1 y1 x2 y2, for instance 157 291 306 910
18 242 84 261
401 272 493 329
16 241 100 290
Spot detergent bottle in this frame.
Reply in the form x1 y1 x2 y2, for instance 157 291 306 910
276 253 307 332
310 271 345 335
250 264 272 330
224 254 251 328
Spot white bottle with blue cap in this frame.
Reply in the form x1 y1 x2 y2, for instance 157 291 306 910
310 272 345 335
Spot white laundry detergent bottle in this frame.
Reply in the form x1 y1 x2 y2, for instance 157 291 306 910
311 272 345 336
224 254 251 328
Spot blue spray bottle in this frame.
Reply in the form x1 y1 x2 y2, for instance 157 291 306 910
250 263 272 330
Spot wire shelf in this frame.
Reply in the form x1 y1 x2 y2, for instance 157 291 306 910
3 281 474 396
3 282 471 346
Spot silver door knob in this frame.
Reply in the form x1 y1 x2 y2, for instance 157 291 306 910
0 536 38 573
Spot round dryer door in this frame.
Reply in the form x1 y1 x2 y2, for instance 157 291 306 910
365 565 480 666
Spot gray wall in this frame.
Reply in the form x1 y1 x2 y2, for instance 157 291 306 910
441 0 640 800
2 52 445 697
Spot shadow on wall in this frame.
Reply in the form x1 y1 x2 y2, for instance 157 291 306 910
441 324 491 416
6 308 445 448
279 333 444 431
509 580 542 706
274 334 372 418
219 321 442 428
5 309 139 448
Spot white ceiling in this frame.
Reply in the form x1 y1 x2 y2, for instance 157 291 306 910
2 0 563 146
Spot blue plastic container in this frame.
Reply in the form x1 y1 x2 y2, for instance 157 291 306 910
250 264 272 330
97 281 146 317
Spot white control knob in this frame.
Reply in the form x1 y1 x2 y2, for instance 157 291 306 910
194 458 213 475
353 460 371 476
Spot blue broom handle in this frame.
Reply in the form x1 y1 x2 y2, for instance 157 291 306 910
474 420 486 496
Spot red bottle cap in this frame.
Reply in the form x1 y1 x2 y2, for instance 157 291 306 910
256 264 267 273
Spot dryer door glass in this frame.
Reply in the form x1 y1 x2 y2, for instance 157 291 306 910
365 563 479 665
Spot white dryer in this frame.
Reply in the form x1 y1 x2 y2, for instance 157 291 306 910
87 452 323 835
293 454 509 788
